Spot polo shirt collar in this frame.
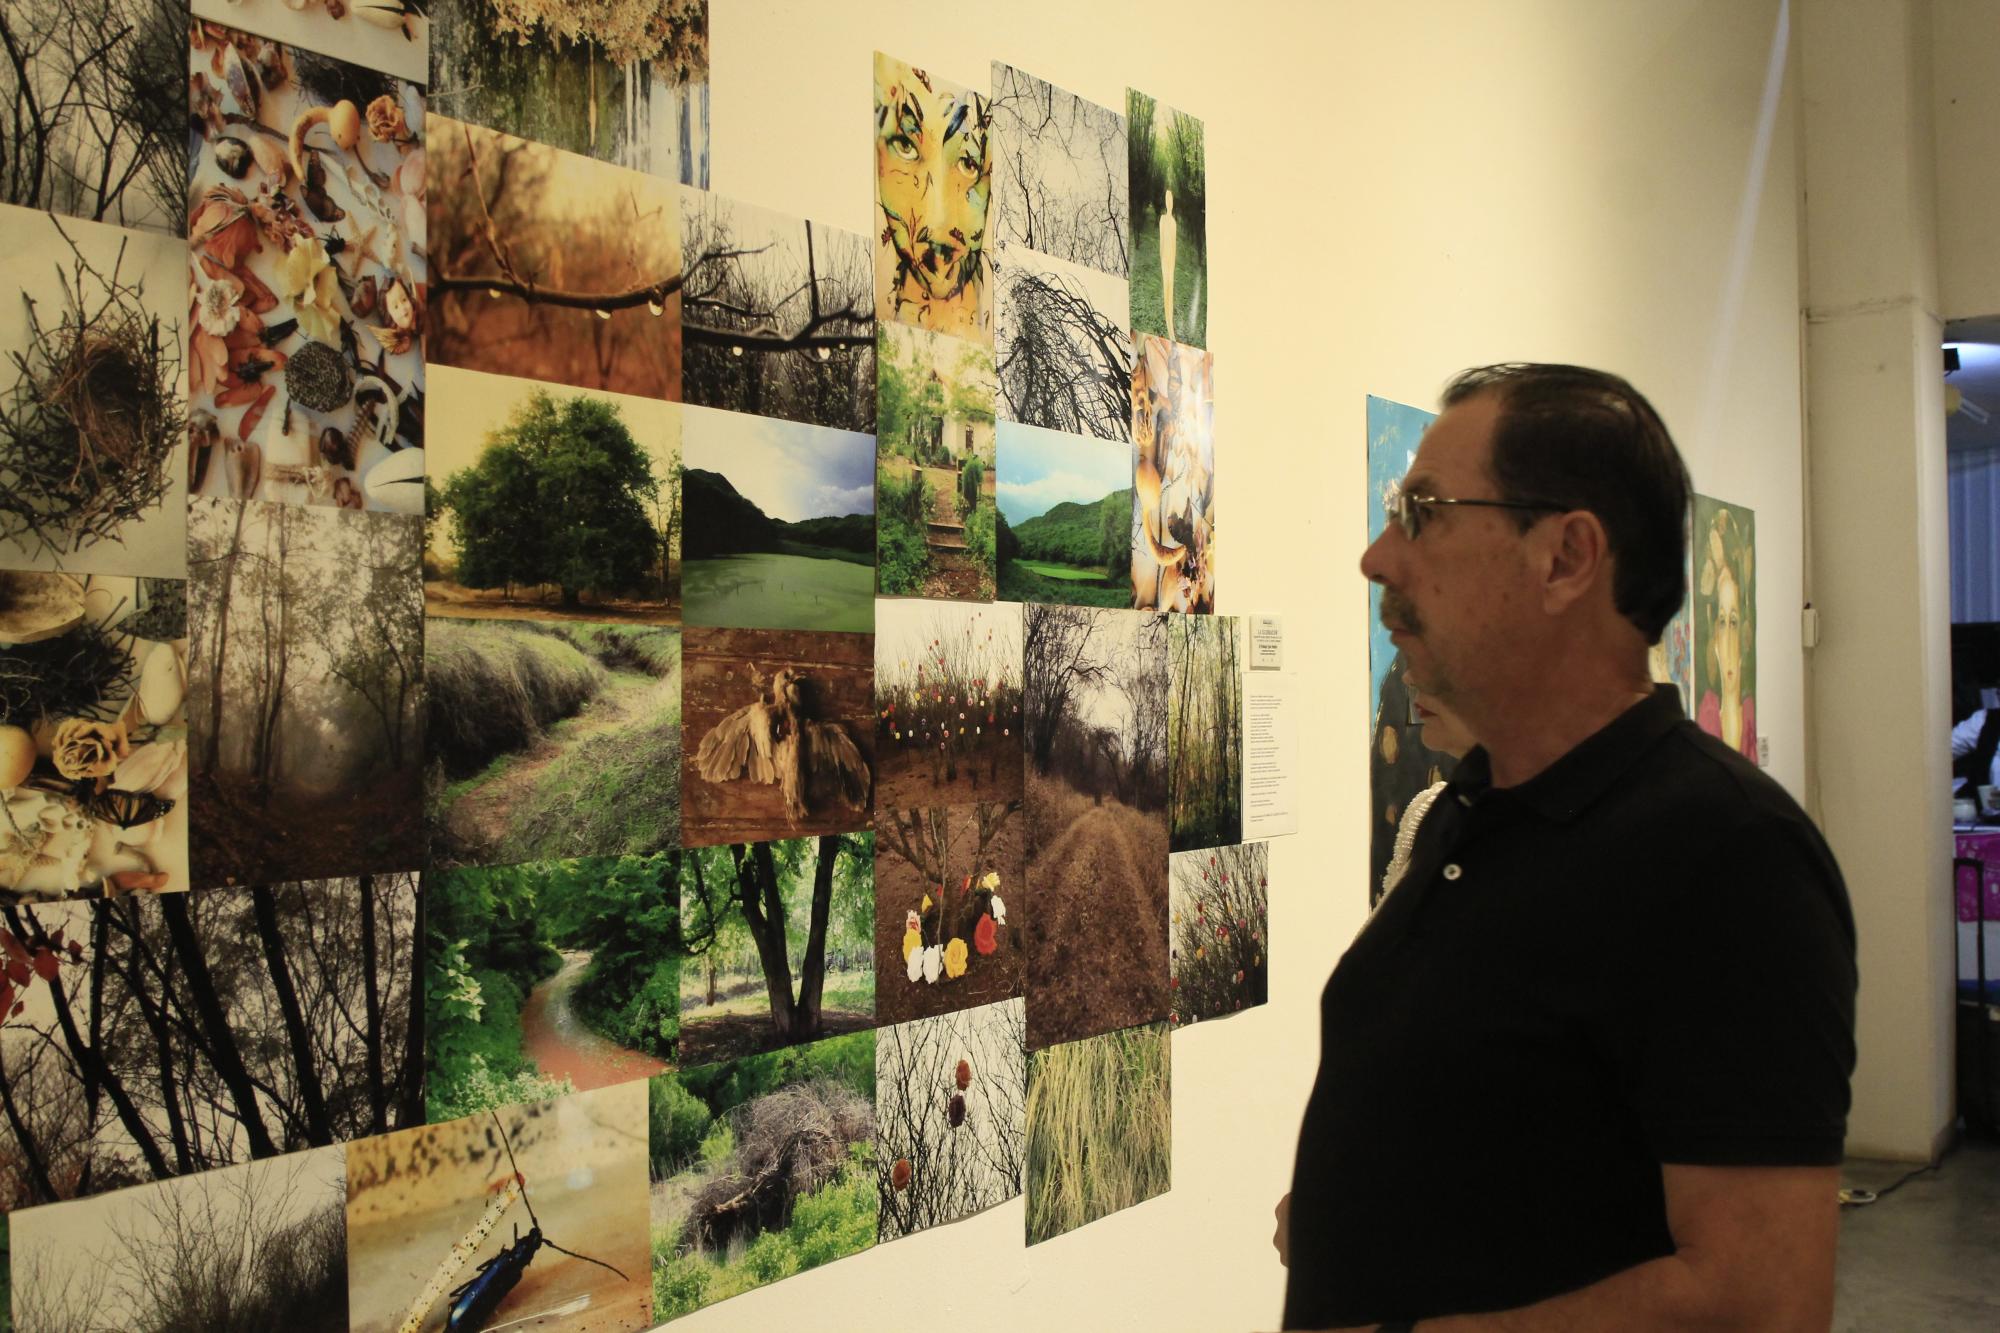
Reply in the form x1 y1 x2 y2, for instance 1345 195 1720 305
1446 684 1687 824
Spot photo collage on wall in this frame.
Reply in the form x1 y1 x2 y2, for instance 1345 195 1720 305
0 13 1274 1328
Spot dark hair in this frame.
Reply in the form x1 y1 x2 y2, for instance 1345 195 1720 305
1441 363 1692 643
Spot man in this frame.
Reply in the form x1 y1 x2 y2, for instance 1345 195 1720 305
1280 365 1858 1331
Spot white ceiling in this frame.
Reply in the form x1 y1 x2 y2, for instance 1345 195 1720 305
1947 315 2000 455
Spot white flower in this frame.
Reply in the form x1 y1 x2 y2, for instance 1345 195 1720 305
989 894 1006 926
906 942 924 983
921 944 943 984
196 275 243 337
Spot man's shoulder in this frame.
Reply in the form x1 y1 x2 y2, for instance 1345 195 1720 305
1618 719 1833 863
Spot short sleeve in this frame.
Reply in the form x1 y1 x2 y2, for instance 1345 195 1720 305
1625 817 1858 1166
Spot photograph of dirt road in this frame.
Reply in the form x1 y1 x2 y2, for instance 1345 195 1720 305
1021 604 1169 1049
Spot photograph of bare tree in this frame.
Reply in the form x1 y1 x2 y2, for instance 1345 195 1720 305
874 52 993 345
1127 89 1205 349
994 423 1132 608
874 803 1022 1026
195 0 429 84
678 834 874 1067
877 323 997 602
1169 613 1241 851
0 874 421 1213
873 599 1022 811
1021 605 1168 1049
681 191 874 431
680 627 873 848
428 114 683 402
1131 334 1216 613
989 64 1127 278
345 1084 651 1333
424 365 681 625
1169 841 1267 1028
187 500 424 888
0 0 184 234
994 246 1132 445
430 0 708 185
876 997 1024 1242
11 1143 349 1333
1025 1020 1169 1244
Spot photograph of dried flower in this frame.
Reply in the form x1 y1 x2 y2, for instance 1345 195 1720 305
186 26 427 515
426 854 678 1123
1025 1020 1169 1245
995 244 1132 443
874 52 993 344
0 0 185 234
1 573 188 899
989 64 1128 278
681 190 874 431
1169 613 1241 852
1022 604 1168 1049
427 617 680 867
425 364 682 624
429 113 683 402
678 834 874 1066
1126 89 1205 349
873 802 1022 1026
0 207 187 578
431 0 709 186
1131 334 1216 613
680 627 873 848
11 1143 350 1333
873 598 1022 811
1169 840 1268 1028
194 0 429 85
648 1031 875 1321
680 405 875 634
0 874 421 1213
187 499 424 889
995 421 1134 608
345 1083 651 1333
877 997 1025 1242
876 323 997 601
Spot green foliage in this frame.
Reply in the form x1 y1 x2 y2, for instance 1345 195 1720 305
545 854 682 1057
959 455 983 511
501 697 684 864
674 1030 877 1119
998 558 1130 606
649 1076 713 1178
779 513 874 555
964 500 994 571
996 508 1019 564
876 332 948 464
697 1117 736 1167
1012 488 1132 567
426 619 605 777
680 467 779 557
875 469 932 594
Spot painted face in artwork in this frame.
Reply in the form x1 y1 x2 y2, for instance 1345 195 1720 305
1711 565 1743 701
875 56 992 341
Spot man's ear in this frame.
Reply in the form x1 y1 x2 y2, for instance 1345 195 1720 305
1539 510 1610 615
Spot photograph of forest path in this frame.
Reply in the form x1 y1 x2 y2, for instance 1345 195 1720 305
876 323 997 602
678 835 874 1066
426 619 681 868
11 1144 348 1333
1169 614 1242 851
430 0 709 184
648 1031 875 1321
988 64 1128 278
995 245 1133 443
346 1084 650 1333
428 115 682 401
1126 91 1206 350
1170 841 1268 1028
874 803 1023 1026
425 854 678 1122
425 365 681 625
876 998 1024 1242
681 191 874 431
873 599 1023 811
1025 1021 1170 1245
681 405 875 634
1021 605 1169 1050
995 421 1135 607
0 876 421 1213
187 499 423 888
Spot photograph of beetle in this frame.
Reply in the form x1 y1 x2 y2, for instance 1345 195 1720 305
344 1082 651 1332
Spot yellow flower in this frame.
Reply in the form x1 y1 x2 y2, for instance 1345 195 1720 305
1195 945 1206 960
902 928 922 962
922 893 933 912
943 937 968 979
281 236 344 343
980 870 1000 890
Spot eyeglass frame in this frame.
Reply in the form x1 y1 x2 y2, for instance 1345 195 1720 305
1381 478 1568 541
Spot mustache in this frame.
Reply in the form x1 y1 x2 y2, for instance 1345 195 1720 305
1380 588 1421 634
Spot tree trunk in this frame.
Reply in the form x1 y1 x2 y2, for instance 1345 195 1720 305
157 895 279 1157
203 496 249 775
0 1052 58 1203
252 888 332 1144
359 875 387 1134
732 842 798 1039
795 835 838 1034
396 874 425 1128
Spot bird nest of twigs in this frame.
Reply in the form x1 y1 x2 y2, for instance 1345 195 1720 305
0 617 137 731
0 218 184 561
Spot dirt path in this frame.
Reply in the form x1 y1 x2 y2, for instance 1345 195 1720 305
677 1009 877 1067
520 951 672 1091
1028 799 1170 1048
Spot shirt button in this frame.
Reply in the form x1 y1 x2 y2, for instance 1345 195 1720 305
1443 863 1463 881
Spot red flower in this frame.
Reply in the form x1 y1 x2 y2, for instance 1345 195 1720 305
956 1058 972 1090
892 1158 912 1191
948 1094 966 1128
974 912 998 955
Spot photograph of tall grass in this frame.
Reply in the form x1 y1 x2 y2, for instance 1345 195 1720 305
995 421 1133 607
1126 90 1205 350
648 1031 876 1321
10 1144 348 1333
876 998 1024 1242
876 323 997 601
1024 1021 1169 1245
425 617 681 867
1169 841 1267 1028
873 599 1022 810
1169 613 1242 851
873 802 1023 1026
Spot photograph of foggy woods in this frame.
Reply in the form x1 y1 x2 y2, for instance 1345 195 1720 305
681 192 875 431
0 0 185 234
988 64 1127 277
1169 614 1241 851
0 875 419 1212
187 500 424 888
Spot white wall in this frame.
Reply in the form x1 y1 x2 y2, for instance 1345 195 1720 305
1933 0 2000 321
689 3 1812 1328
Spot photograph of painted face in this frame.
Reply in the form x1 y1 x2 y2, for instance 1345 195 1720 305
873 52 993 345
1694 494 1756 762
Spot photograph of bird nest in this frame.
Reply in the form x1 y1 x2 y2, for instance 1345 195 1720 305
192 0 428 86
0 206 188 577
186 24 427 515
0 570 190 899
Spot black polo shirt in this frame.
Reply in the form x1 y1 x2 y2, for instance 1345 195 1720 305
1283 686 1857 1329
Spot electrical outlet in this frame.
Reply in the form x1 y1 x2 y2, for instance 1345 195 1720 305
1758 736 1770 767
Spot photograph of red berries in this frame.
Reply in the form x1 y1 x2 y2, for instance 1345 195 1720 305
1169 840 1268 1028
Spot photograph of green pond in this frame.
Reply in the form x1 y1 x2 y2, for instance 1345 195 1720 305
996 421 1134 606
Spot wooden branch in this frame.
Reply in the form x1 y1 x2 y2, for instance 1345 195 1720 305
431 267 684 311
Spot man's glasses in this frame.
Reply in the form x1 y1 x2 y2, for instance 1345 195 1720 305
1381 479 1566 541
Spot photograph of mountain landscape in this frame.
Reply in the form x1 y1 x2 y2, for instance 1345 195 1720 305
681 404 876 633
996 421 1134 606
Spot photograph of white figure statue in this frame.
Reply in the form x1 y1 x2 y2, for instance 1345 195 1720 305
1126 90 1205 349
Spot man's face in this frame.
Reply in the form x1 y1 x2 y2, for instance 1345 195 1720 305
1359 394 1538 707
